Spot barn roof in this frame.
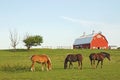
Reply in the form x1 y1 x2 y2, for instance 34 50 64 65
73 34 94 45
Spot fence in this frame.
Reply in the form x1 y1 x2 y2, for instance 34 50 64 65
40 46 73 49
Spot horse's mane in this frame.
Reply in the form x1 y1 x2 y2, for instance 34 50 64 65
47 56 52 64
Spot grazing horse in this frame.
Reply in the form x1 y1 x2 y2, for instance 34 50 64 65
64 54 83 70
89 52 110 68
30 54 52 71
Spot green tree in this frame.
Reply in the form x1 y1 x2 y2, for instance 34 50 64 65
23 35 43 50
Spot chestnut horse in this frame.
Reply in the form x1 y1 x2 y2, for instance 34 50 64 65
89 52 110 68
64 54 83 70
30 54 52 71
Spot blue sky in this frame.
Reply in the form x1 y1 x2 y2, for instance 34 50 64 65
0 0 120 49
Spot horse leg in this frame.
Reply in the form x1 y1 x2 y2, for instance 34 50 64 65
93 60 96 69
96 60 100 68
78 61 80 69
69 62 73 69
101 60 103 68
90 60 93 68
80 61 82 70
31 61 35 71
45 63 49 71
90 60 92 66
41 63 44 71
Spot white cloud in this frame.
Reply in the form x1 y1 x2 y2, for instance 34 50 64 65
60 16 79 23
60 16 104 27
60 16 120 32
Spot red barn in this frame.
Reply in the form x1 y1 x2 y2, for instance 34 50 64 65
73 32 108 49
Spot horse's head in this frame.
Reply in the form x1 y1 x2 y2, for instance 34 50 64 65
101 52 111 61
89 53 96 60
64 63 67 69
64 57 68 69
106 53 111 61
47 56 52 70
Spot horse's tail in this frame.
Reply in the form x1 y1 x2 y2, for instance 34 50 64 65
47 56 52 70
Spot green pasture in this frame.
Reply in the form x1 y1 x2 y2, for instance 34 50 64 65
0 49 120 80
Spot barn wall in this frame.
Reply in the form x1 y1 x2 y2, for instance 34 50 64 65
73 44 90 49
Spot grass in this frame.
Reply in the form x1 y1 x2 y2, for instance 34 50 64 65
0 49 120 80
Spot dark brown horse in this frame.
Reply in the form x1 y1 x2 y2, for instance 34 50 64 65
89 52 110 68
30 54 52 71
64 54 83 69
